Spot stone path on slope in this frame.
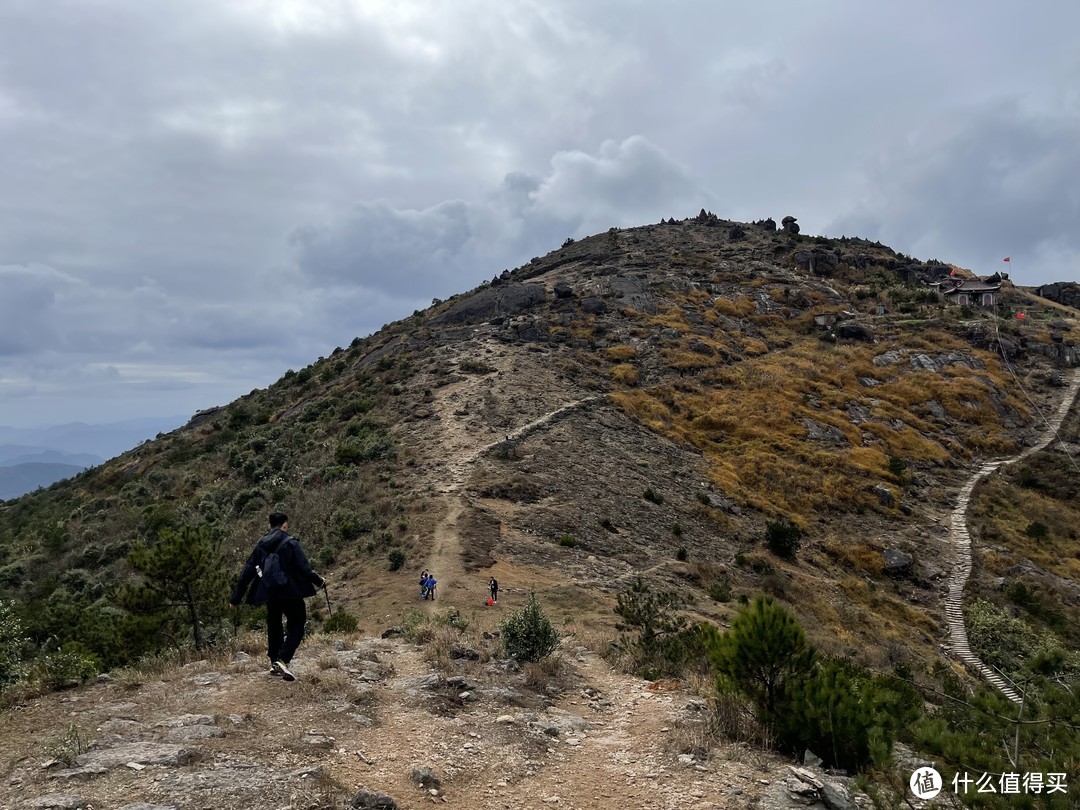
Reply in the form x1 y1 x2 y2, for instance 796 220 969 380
945 370 1080 702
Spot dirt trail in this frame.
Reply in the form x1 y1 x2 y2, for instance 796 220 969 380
416 343 608 610
945 369 1080 700
1 631 783 809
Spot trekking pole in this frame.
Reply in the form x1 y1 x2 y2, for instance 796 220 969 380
322 583 333 617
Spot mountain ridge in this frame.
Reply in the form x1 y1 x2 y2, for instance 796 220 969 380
1 216 1078 807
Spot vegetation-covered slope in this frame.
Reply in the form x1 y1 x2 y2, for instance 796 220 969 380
1 214 1076 686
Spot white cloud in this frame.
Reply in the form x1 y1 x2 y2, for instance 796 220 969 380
293 136 709 298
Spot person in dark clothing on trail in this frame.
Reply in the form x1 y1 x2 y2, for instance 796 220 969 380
229 512 324 682
423 573 437 600
489 577 499 604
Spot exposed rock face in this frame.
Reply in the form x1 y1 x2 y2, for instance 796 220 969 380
803 418 849 446
836 323 871 341
756 766 858 810
431 283 546 325
410 766 442 791
883 548 914 575
755 217 777 231
1045 341 1078 368
1038 281 1080 309
781 216 800 234
873 485 895 508
793 249 839 274
580 296 607 315
351 789 399 809
553 282 573 299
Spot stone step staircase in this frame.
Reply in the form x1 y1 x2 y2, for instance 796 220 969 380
946 371 1080 702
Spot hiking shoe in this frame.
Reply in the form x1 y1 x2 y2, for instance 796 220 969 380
272 660 296 682
269 667 281 676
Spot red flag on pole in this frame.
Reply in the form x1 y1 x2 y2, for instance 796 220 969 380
949 268 956 276
1003 257 1011 262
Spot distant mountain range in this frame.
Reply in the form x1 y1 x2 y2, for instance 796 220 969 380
0 416 185 500
0 461 88 501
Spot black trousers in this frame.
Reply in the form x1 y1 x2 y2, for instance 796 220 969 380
266 597 306 664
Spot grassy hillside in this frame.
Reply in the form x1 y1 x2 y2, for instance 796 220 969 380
1 216 1076 687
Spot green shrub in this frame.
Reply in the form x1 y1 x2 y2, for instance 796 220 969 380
643 488 664 505
675 546 688 561
0 600 27 686
501 595 559 662
1017 468 1041 489
705 595 813 722
459 359 495 374
43 723 90 766
614 578 704 679
37 646 99 690
335 429 394 465
323 610 359 633
558 534 579 548
334 508 374 541
965 599 1072 678
765 520 802 559
708 580 732 602
340 397 373 419
1026 521 1049 539
915 656 1079 808
387 548 406 571
778 657 918 771
116 525 231 653
705 596 919 772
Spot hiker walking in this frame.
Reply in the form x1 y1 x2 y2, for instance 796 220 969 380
229 511 325 682
489 577 499 604
419 570 429 599
424 573 437 601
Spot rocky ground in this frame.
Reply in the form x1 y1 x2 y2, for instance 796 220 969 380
1 631 872 810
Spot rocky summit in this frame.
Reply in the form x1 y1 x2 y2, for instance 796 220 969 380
1 215 1078 808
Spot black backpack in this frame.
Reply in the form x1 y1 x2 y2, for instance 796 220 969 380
258 536 291 592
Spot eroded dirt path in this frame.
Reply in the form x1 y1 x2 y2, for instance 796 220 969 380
1 634 780 809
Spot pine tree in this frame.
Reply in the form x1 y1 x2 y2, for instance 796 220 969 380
614 578 704 679
501 594 559 662
115 525 231 652
704 595 814 723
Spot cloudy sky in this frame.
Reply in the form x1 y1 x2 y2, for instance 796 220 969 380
2 0 1078 429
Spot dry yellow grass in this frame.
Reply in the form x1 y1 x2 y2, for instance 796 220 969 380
610 364 640 386
609 316 1033 523
713 296 756 318
824 537 886 577
604 345 637 362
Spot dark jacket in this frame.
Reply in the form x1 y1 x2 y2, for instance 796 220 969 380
230 528 323 606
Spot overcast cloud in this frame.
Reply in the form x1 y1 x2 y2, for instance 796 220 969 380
1 0 1078 428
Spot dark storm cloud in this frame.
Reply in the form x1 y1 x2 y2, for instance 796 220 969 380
0 0 1077 426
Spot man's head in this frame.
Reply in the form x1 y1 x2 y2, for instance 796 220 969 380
269 512 289 529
